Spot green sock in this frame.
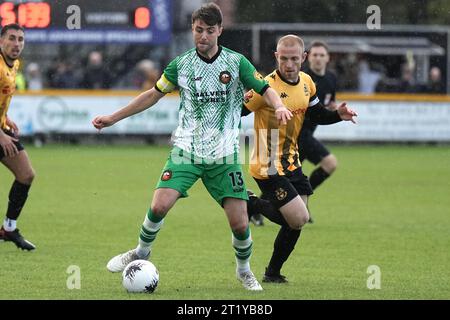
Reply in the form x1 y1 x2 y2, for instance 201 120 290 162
137 209 164 258
232 227 252 273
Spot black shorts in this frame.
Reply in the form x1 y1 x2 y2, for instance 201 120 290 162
298 129 330 165
0 129 24 160
254 168 313 210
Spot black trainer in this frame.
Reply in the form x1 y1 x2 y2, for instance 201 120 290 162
247 190 264 226
0 227 36 251
263 274 288 283
262 269 288 283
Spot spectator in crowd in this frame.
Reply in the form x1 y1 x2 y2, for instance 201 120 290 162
47 60 80 88
422 66 445 94
357 59 382 94
396 63 417 93
376 63 417 93
80 51 112 89
135 59 160 91
334 53 359 91
25 62 43 91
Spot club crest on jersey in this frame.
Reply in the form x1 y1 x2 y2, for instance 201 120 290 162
275 188 288 201
219 71 231 84
161 170 172 181
303 83 309 96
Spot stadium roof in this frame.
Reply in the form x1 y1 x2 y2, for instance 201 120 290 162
302 36 445 56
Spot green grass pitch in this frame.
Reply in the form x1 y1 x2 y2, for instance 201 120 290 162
0 144 449 299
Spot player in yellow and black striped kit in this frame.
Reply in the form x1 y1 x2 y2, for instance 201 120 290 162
242 35 357 282
0 24 36 251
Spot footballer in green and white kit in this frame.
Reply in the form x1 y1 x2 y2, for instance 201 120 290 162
155 46 269 204
93 3 291 291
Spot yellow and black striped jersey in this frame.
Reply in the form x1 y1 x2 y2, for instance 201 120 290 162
245 70 319 179
0 53 19 130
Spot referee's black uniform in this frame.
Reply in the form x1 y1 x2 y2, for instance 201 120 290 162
298 67 337 165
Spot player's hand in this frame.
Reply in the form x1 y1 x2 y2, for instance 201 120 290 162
243 90 254 103
5 117 19 136
336 102 358 124
325 101 338 111
92 115 116 130
275 106 292 125
0 132 19 158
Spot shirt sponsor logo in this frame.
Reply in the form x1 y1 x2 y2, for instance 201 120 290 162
291 108 307 115
195 90 230 103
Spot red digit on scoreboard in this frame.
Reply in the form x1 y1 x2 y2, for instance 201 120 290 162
135 7 150 29
18 3 33 27
18 3 50 28
36 3 51 28
0 2 16 27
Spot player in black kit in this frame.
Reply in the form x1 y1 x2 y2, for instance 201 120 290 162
299 40 338 223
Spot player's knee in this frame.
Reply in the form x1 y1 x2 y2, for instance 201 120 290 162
322 154 338 174
151 202 170 216
231 220 249 234
300 213 310 227
289 217 307 230
17 168 35 185
330 155 338 171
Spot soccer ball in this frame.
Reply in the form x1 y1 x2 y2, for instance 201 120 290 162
122 260 159 293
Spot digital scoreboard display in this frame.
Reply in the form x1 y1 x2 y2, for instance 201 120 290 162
0 0 172 44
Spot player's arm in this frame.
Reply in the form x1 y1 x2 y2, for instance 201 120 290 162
304 73 356 124
92 88 165 129
93 58 179 130
262 87 292 125
306 101 357 124
239 57 291 124
325 74 338 111
241 90 254 117
241 88 292 123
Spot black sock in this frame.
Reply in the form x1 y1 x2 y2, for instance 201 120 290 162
266 226 302 275
249 197 288 226
309 167 330 190
6 180 31 220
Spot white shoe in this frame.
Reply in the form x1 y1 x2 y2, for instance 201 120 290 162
106 249 150 273
237 270 263 291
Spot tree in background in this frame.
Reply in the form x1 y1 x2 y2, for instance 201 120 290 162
236 0 450 25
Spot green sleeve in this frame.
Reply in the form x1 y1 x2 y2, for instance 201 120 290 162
239 56 268 95
162 57 179 86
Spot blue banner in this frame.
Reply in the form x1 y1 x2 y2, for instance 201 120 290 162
23 0 172 44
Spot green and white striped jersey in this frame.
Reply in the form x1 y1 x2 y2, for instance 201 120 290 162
156 46 268 160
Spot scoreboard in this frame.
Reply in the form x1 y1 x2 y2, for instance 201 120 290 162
0 0 172 44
